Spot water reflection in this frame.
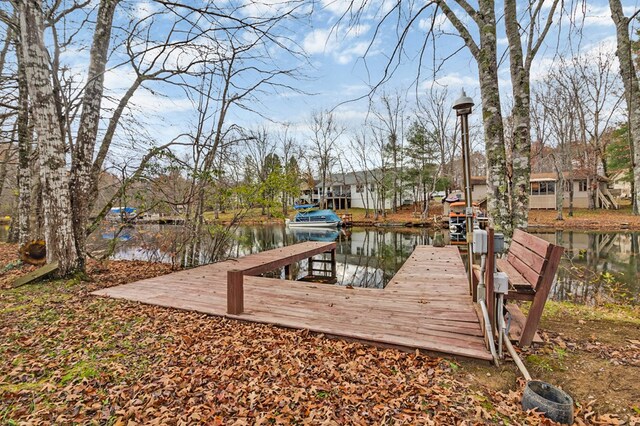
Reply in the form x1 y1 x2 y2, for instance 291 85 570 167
534 231 640 305
1 223 637 303
88 226 640 301
85 224 438 289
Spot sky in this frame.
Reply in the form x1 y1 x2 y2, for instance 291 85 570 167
6 0 640 170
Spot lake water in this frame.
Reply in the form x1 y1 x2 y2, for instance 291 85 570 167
2 223 638 304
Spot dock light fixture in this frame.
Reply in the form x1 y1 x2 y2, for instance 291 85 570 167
453 90 475 295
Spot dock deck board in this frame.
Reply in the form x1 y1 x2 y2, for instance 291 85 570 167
92 243 492 361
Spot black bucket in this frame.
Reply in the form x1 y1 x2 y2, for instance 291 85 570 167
522 380 574 424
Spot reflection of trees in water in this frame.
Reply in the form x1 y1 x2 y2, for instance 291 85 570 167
546 231 639 304
86 225 640 302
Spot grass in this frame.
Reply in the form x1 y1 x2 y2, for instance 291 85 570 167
540 300 640 325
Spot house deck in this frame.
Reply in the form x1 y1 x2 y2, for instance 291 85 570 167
92 243 491 361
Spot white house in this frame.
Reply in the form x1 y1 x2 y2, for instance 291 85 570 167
300 170 415 210
469 172 617 209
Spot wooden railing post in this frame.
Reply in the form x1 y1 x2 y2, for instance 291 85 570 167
308 256 314 277
227 269 244 315
330 249 337 279
284 264 291 280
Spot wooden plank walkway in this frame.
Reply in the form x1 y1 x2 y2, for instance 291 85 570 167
92 243 492 361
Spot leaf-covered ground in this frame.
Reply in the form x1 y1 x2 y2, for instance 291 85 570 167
1 243 638 425
527 207 640 231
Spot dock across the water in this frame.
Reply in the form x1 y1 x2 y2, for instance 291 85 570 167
92 242 491 361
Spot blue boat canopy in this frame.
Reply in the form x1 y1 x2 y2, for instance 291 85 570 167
293 209 341 223
293 203 319 210
109 207 136 214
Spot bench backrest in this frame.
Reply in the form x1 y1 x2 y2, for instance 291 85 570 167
507 229 564 291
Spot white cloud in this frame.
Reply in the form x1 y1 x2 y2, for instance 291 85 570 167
302 24 373 64
104 68 137 92
133 1 160 20
240 0 302 18
418 12 453 33
422 72 478 90
320 0 365 17
303 28 333 54
129 90 193 113
562 3 631 29
336 41 370 64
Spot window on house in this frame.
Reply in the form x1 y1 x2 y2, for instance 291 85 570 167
530 182 540 195
356 184 363 193
547 182 555 194
530 181 555 195
578 180 588 192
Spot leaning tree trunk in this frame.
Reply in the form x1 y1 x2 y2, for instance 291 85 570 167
609 0 640 215
18 0 78 275
71 0 119 271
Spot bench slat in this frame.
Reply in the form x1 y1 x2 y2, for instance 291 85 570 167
506 253 544 290
508 240 547 275
513 229 552 256
496 258 530 289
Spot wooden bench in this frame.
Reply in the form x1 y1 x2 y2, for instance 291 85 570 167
498 229 564 347
226 242 337 315
472 229 564 347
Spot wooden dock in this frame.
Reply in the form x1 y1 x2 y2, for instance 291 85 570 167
92 242 491 361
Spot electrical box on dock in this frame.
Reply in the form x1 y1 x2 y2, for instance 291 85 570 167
494 272 509 294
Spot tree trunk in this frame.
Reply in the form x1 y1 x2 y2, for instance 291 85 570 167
477 1 511 238
504 0 531 230
16 50 32 245
0 137 13 200
555 175 564 220
18 0 78 275
609 0 640 215
587 176 596 209
569 179 574 217
71 0 119 271
439 0 511 238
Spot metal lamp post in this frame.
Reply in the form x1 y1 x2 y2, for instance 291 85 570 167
453 90 475 295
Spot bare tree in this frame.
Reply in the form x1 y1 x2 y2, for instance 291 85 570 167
416 87 459 192
309 110 343 209
372 90 405 213
4 0 308 275
533 76 576 220
348 130 375 217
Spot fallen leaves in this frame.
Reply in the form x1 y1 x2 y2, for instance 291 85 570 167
0 243 634 424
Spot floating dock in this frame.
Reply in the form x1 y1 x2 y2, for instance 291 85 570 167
92 242 491 361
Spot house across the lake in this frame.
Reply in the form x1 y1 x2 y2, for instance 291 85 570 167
470 172 618 209
300 170 415 210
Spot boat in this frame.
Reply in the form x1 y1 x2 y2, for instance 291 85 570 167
106 207 138 222
286 209 342 228
448 201 483 245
